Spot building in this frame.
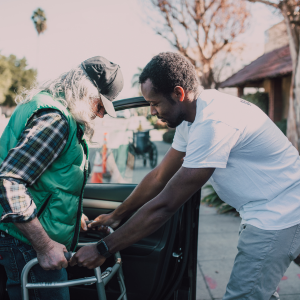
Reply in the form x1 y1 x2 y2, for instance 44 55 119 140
220 21 291 122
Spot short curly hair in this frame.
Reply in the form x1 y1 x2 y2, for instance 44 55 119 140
139 52 200 96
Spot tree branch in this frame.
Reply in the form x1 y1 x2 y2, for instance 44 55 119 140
246 0 279 9
149 0 250 88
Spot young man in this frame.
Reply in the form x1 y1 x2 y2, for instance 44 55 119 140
71 52 300 300
0 56 123 300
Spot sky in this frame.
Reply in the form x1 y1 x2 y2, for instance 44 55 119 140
0 0 283 99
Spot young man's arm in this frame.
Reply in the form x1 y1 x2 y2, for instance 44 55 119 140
70 166 214 269
88 147 186 229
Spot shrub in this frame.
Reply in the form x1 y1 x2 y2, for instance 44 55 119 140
242 92 269 114
275 119 287 135
201 184 237 214
163 129 175 143
242 92 287 135
147 115 168 129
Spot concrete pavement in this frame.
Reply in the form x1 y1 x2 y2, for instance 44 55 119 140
197 204 300 300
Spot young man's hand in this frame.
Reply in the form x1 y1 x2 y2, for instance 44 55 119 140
88 213 121 231
69 244 106 269
36 240 68 270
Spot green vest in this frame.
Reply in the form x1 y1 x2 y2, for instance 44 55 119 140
0 92 89 251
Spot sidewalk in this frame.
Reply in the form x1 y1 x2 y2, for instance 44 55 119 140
197 204 300 300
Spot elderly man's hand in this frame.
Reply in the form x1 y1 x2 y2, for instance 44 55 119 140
36 240 68 270
69 244 106 269
80 213 89 232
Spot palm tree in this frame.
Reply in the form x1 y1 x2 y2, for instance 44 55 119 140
31 8 47 71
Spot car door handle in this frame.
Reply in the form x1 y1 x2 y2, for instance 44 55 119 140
172 251 182 258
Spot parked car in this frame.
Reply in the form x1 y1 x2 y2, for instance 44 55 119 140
0 96 201 300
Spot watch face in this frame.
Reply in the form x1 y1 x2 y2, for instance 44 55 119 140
96 240 111 258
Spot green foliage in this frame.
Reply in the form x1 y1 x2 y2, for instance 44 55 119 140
147 115 168 129
201 184 236 214
275 119 287 135
162 129 175 143
0 59 12 104
32 8 47 35
136 107 149 117
0 54 37 107
242 92 269 114
242 92 288 135
147 115 157 125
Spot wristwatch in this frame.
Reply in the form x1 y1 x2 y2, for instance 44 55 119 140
96 239 112 258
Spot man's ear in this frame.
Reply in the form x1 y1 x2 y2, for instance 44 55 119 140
174 86 185 102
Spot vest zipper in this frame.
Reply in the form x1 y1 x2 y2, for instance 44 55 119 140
70 140 88 251
37 194 52 218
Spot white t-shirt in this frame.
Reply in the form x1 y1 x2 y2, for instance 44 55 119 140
172 89 300 230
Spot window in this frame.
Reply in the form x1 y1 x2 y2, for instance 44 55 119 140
87 104 170 184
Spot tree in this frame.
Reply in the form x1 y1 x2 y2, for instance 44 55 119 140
147 0 250 88
0 54 37 107
0 58 12 105
31 8 47 35
32 8 47 70
246 0 300 150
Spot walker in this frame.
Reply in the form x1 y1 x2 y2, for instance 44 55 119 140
21 227 127 300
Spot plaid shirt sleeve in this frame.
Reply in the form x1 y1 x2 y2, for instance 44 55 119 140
0 109 69 223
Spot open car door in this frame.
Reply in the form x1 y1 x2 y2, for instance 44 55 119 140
67 97 201 300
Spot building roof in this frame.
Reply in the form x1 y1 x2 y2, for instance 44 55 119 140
220 45 292 88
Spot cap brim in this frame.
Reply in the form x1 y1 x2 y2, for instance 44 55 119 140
100 93 117 118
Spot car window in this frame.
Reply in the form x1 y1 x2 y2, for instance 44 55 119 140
87 107 171 184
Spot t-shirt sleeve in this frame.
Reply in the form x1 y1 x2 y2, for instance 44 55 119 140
183 119 240 168
171 124 188 152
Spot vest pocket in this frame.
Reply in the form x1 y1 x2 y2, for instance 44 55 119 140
37 194 52 218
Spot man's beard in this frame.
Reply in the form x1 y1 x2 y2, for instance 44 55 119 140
165 110 185 128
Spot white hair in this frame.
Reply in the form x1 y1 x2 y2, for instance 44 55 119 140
15 65 99 142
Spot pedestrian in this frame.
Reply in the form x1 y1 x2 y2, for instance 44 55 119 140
70 52 300 300
0 56 123 300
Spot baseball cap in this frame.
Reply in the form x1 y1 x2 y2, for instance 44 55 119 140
81 56 124 118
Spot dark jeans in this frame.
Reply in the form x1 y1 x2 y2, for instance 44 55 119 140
0 234 69 300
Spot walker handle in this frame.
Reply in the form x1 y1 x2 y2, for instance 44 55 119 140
64 251 73 261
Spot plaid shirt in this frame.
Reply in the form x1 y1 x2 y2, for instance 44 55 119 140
0 109 69 223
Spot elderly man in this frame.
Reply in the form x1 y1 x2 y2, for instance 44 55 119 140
71 52 300 300
0 56 123 300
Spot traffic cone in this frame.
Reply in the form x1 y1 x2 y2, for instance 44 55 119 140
102 133 107 174
90 151 103 183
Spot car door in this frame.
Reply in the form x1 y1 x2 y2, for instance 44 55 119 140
66 97 201 300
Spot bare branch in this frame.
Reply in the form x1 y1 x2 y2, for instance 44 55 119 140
149 0 250 87
156 31 179 49
205 0 217 12
247 0 279 9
